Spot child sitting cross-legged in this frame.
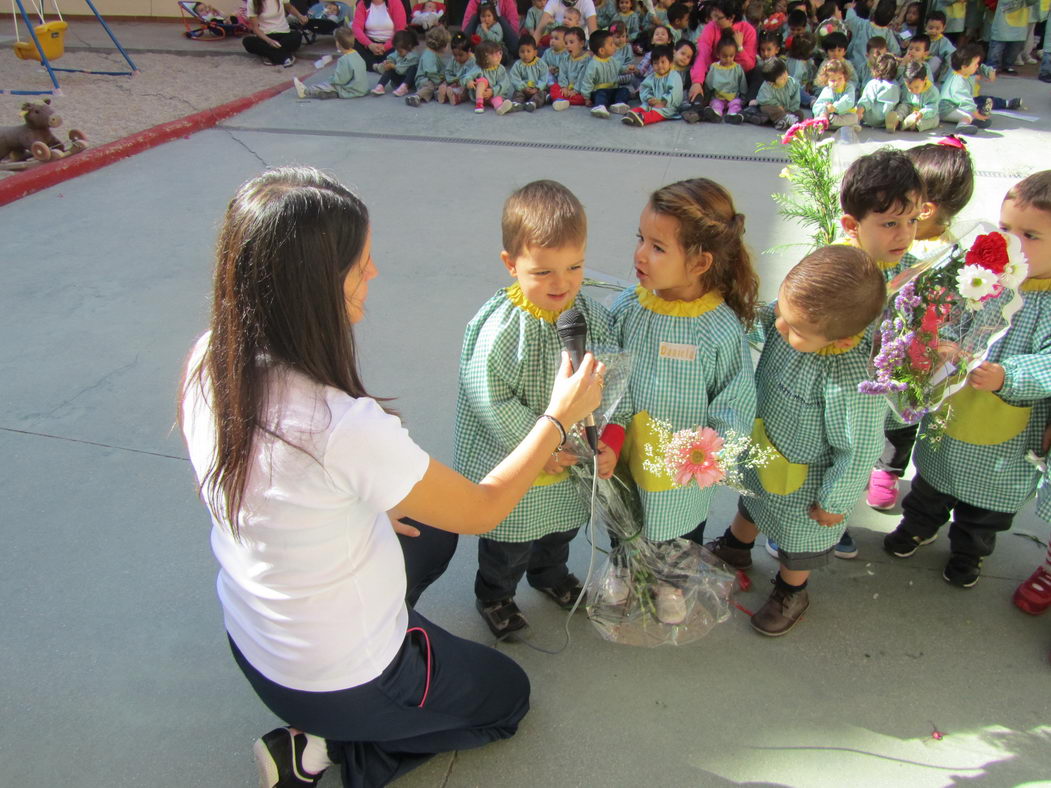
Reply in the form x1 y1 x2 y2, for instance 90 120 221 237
550 26 592 110
370 29 420 96
693 30 747 124
706 246 889 636
508 34 548 110
456 180 626 639
811 58 857 129
444 33 477 106
293 27 369 99
896 61 941 133
622 44 682 126
856 52 901 130
467 40 516 114
745 57 801 130
581 29 634 118
406 25 452 106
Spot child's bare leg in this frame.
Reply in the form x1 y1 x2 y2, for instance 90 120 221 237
778 566 811 586
730 511 759 543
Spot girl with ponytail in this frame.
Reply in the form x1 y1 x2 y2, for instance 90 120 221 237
610 177 759 625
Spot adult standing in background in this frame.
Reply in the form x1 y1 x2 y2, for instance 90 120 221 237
243 0 307 67
531 0 599 41
352 0 409 70
180 167 605 788
687 0 756 102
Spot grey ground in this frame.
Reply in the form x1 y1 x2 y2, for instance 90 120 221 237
2 20 1051 788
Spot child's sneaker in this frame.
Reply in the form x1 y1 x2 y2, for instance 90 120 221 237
745 111 766 125
293 77 307 99
552 98 570 111
703 535 753 570
281 56 296 68
609 102 631 114
867 469 899 510
681 108 701 123
622 111 645 126
974 117 993 129
954 120 978 136
701 106 721 123
884 109 900 131
392 83 410 96
654 583 687 625
476 597 529 638
474 104 485 113
725 112 744 124
405 94 422 107
436 83 448 103
524 100 537 111
591 104 610 118
1013 566 1051 614
532 573 585 609
981 97 994 114
834 530 858 559
253 727 324 787
765 538 780 558
495 100 515 115
751 580 809 636
1006 97 1024 109
883 525 936 557
943 554 982 588
370 84 386 95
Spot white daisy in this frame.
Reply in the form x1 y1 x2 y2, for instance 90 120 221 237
957 264 998 302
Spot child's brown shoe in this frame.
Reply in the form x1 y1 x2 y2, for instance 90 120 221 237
751 581 809 636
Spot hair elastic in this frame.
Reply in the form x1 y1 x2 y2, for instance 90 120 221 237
937 135 967 149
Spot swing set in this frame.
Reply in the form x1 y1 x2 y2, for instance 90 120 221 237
6 0 137 95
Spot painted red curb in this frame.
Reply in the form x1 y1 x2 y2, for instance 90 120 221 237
0 78 293 207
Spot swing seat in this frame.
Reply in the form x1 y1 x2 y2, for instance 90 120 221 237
13 19 67 60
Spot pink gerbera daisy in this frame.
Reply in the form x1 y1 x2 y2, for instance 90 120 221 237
667 427 726 488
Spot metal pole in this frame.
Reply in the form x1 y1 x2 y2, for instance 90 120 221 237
80 0 138 72
13 0 61 92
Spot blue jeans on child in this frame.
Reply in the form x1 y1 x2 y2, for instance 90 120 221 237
592 86 631 107
986 39 1025 71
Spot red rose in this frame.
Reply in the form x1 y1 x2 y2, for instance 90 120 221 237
965 232 1009 274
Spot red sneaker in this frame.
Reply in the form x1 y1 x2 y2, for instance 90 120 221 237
866 470 899 510
1013 566 1051 615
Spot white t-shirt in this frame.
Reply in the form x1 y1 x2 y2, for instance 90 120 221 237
365 2 395 42
248 0 291 35
542 0 597 25
181 334 430 692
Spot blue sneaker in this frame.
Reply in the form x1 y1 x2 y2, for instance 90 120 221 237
765 539 779 558
834 530 859 559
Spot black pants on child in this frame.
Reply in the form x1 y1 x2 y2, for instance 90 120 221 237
475 528 579 602
243 30 302 64
229 521 531 788
899 473 1015 560
875 424 920 476
377 65 418 89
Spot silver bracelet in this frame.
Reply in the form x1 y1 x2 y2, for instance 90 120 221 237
539 414 567 449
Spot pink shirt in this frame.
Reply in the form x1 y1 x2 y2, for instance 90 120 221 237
352 0 407 51
461 0 519 29
690 20 757 86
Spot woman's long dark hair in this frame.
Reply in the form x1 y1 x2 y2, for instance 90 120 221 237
181 166 373 537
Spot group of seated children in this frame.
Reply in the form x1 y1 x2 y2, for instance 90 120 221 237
453 140 1051 648
294 0 1035 138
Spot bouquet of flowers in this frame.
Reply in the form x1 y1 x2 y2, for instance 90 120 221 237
761 12 786 31
858 222 1027 423
641 423 777 494
758 117 840 255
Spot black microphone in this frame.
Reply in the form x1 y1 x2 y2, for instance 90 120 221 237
555 307 599 454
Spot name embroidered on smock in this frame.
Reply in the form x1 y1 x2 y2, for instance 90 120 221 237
659 341 697 362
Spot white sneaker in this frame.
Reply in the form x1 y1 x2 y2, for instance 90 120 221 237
591 104 610 118
474 105 485 113
600 567 631 606
293 77 307 99
552 98 570 111
281 56 296 68
654 583 687 625
609 102 631 114
495 100 514 115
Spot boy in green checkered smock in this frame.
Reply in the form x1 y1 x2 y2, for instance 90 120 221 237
885 171 1051 589
867 140 976 511
455 180 628 639
612 178 758 626
707 247 889 637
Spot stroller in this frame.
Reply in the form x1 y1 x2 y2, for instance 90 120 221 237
178 0 248 39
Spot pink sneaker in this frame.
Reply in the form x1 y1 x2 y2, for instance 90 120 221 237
867 470 899 510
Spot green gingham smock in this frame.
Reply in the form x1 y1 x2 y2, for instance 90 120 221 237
613 286 756 542
913 280 1051 513
453 284 623 542
740 304 888 553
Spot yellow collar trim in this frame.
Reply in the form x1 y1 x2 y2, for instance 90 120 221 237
521 57 540 66
594 55 611 62
816 332 864 355
713 62 737 70
1022 278 1051 292
505 282 573 322
636 285 723 317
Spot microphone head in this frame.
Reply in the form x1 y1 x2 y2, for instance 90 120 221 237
555 307 588 342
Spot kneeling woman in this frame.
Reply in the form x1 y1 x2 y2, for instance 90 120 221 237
179 167 603 787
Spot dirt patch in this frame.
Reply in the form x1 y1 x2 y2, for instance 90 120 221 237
0 49 322 178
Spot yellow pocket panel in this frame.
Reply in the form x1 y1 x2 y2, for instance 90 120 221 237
751 418 809 496
625 411 678 493
943 386 1031 446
